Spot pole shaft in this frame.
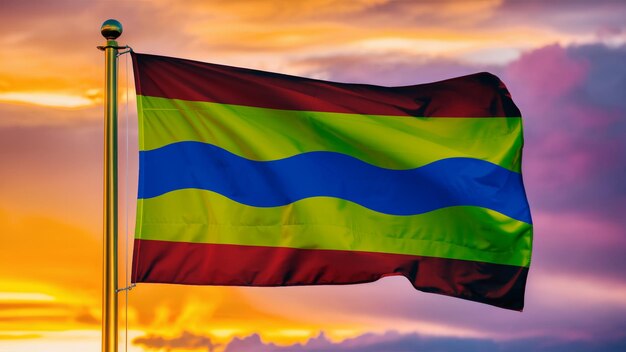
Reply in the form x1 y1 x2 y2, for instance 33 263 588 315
102 38 119 352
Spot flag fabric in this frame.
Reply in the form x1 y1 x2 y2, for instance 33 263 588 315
130 52 532 311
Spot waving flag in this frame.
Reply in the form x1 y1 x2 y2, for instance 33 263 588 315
131 52 532 310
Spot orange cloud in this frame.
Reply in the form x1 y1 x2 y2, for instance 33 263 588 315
0 92 96 108
0 0 596 129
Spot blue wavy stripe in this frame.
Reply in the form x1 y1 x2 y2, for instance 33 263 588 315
138 142 531 223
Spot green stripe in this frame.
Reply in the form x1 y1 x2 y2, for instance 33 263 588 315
137 189 532 267
138 96 523 172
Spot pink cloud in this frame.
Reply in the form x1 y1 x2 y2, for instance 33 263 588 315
505 44 589 105
499 44 626 220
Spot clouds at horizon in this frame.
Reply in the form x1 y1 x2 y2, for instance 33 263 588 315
133 329 626 352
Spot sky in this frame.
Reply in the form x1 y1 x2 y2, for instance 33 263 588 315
1 0 626 351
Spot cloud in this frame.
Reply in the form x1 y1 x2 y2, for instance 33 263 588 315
0 0 589 102
495 0 626 37
0 120 106 228
130 330 626 352
0 92 97 108
223 331 498 352
133 331 221 352
0 0 614 119
506 44 589 102
567 44 626 110
152 0 504 26
0 208 99 288
292 53 495 85
502 44 626 218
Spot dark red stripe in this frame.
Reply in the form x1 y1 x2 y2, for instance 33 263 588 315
132 239 528 311
132 52 521 118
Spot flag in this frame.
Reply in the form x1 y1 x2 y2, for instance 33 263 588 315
130 52 532 310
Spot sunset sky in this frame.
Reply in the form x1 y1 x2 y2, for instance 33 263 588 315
1 0 626 351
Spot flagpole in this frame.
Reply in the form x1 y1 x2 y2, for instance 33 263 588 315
99 19 123 352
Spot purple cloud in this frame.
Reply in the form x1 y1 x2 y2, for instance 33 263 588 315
224 331 497 352
132 330 626 352
503 44 626 218
494 0 626 35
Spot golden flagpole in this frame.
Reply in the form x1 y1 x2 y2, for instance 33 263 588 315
98 19 123 352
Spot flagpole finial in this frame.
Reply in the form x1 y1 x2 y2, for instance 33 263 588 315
101 19 123 40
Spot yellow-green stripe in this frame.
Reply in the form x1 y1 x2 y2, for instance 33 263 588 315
138 96 523 172
137 189 532 267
